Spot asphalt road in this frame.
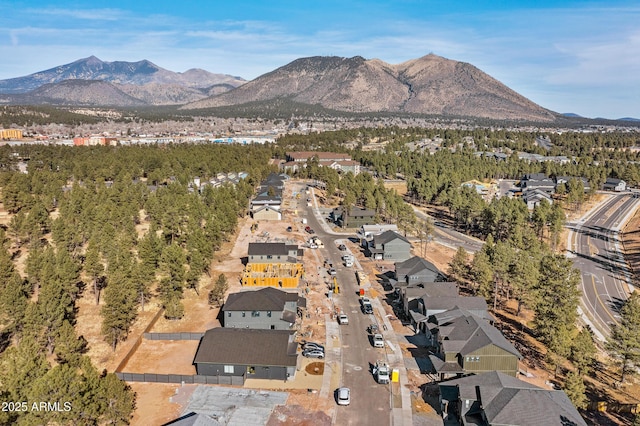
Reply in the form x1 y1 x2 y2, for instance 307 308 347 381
411 206 484 253
298 184 393 425
567 193 639 341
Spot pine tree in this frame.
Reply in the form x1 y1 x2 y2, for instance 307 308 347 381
448 246 469 285
101 270 137 352
606 292 640 383
533 254 581 351
54 319 87 366
84 237 105 305
570 328 597 375
563 370 587 410
100 372 136 425
208 273 229 307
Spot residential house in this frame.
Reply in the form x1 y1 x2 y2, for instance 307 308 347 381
415 296 491 327
554 175 591 193
439 371 587 426
427 310 521 379
399 281 458 319
251 205 282 221
395 256 446 286
333 206 376 228
250 191 282 211
603 177 626 192
193 328 298 382
223 287 306 330
358 224 399 240
522 188 553 209
520 173 556 194
247 242 300 263
364 230 412 261
281 151 359 175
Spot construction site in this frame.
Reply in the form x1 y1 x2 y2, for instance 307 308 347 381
241 262 305 287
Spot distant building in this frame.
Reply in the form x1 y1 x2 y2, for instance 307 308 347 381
0 129 23 140
280 151 360 175
603 178 626 192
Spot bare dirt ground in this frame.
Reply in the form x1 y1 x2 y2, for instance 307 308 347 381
120 180 340 424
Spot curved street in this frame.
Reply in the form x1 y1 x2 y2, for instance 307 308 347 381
566 193 639 341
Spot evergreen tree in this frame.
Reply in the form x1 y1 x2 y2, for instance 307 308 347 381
100 372 136 425
0 336 50 423
563 370 587 410
84 237 105 305
570 328 597 375
448 246 469 284
208 273 229 307
606 292 640 383
101 269 137 352
54 319 87 366
533 254 581 354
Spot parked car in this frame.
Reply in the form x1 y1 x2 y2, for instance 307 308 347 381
329 267 337 276
338 244 347 251
302 349 325 359
338 314 349 325
373 333 385 348
336 387 351 406
302 342 325 352
305 225 312 233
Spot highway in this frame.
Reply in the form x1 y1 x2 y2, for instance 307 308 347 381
566 193 639 341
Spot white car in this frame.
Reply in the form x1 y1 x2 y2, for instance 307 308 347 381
338 314 349 325
337 387 350 405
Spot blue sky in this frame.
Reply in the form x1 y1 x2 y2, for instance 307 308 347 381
1 1 639 119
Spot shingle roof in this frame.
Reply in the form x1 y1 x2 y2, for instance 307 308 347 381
395 256 443 279
439 372 587 426
193 328 297 367
438 313 521 358
247 242 297 257
375 230 411 245
422 296 488 312
223 287 303 312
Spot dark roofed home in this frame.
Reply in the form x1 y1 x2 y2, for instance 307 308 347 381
193 328 298 383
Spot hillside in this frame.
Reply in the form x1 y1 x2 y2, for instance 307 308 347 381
183 54 557 122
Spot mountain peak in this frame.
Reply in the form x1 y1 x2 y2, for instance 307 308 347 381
184 53 557 122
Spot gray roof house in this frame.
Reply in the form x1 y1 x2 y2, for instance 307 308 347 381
603 177 626 192
247 242 300 263
555 176 591 193
439 371 587 426
364 230 412 261
419 295 490 321
222 287 306 330
428 311 521 378
395 256 446 285
522 188 553 209
332 206 376 228
400 281 458 318
193 328 298 382
520 173 556 194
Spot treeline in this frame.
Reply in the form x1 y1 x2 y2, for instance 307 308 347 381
0 143 273 424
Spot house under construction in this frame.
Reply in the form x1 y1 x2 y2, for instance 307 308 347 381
242 262 304 288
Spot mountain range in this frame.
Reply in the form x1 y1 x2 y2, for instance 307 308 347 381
0 54 561 121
